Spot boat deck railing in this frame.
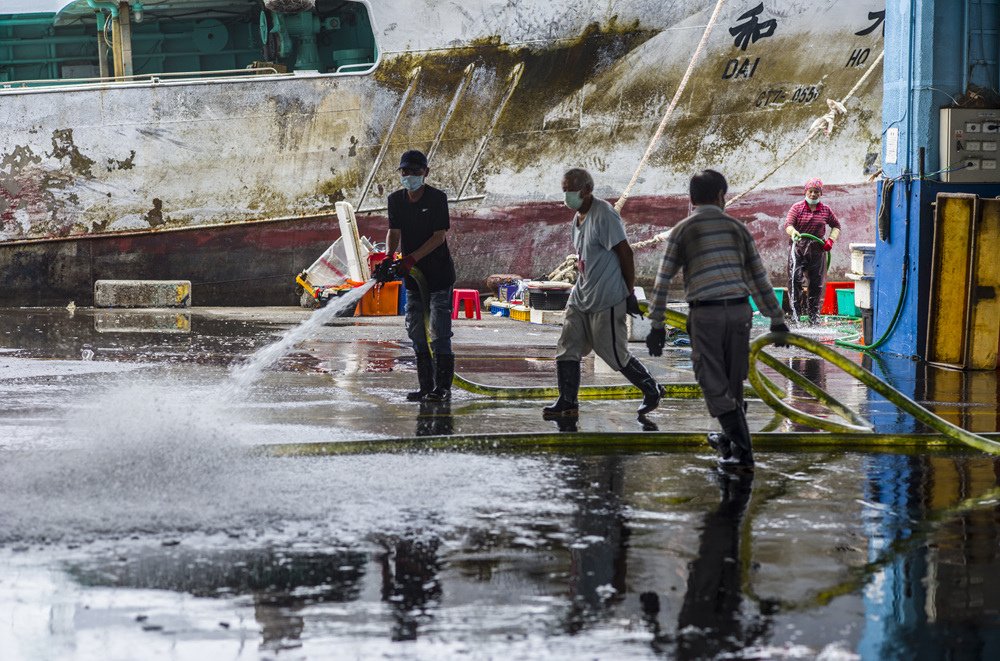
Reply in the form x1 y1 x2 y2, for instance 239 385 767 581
0 67 294 92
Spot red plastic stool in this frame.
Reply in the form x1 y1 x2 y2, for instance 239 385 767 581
451 289 482 319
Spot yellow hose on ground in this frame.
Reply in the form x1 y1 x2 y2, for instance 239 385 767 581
402 270 1000 456
747 331 1000 454
263 430 982 457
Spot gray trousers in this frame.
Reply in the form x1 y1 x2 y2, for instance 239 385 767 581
688 302 752 417
404 288 453 355
556 299 634 371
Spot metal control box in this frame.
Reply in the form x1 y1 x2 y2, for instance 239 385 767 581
939 108 1000 182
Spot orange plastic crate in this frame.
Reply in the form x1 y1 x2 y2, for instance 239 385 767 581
356 282 401 316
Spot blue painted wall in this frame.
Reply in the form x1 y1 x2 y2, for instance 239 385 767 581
877 0 1000 357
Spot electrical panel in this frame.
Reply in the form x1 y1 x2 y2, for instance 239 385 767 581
940 108 1000 183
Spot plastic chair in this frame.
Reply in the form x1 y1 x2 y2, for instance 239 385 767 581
451 289 482 320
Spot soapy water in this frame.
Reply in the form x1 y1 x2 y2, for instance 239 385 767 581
0 380 570 544
0 281 574 545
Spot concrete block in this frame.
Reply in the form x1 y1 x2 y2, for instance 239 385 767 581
529 308 564 325
94 280 192 308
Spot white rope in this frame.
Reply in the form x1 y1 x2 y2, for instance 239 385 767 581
614 0 728 214
547 4 725 279
726 50 885 208
631 229 672 250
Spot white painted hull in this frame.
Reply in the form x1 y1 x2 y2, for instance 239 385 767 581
0 0 884 304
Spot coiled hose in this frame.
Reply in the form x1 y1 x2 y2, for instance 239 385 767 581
361 269 1000 457
407 268 747 401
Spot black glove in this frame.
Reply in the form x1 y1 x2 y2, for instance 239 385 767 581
646 327 666 357
626 293 643 317
770 321 791 348
372 258 396 283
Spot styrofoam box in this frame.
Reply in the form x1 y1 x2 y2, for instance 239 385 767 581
626 314 652 341
849 243 876 276
529 308 564 325
853 276 874 309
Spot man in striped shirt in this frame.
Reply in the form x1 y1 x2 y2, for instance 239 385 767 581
784 178 841 324
645 170 789 469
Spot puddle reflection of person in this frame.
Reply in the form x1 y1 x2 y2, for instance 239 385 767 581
787 356 829 429
415 400 453 437
640 471 770 656
562 456 630 633
551 413 579 432
380 536 442 641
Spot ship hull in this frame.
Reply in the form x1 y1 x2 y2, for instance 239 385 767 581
0 1 884 305
0 183 874 307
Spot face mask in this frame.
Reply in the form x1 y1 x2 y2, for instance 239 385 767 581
564 190 584 210
401 175 424 191
805 196 819 207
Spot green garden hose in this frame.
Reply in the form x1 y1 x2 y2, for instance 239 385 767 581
402 269 1000 457
797 232 832 273
408 268 743 401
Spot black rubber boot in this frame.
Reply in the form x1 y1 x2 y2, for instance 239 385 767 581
718 407 754 469
407 352 434 402
706 432 733 460
620 357 661 415
707 401 747 459
422 353 454 402
542 361 580 418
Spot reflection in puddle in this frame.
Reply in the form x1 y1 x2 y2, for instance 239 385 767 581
1 309 1000 656
94 310 192 334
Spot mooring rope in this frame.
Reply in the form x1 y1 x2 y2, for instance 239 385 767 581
615 0 728 214
626 49 886 256
726 50 885 208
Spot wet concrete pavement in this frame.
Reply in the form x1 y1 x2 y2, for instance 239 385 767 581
1 306 1000 659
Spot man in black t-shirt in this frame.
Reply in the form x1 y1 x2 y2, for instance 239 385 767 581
383 149 456 402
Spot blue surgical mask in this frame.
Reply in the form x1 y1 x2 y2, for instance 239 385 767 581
564 190 584 210
401 175 424 191
805 196 819 207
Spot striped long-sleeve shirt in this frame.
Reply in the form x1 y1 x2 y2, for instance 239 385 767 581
648 205 783 329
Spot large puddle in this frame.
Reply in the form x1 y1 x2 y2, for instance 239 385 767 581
1 307 999 659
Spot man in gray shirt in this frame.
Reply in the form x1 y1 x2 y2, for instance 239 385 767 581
543 168 661 420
